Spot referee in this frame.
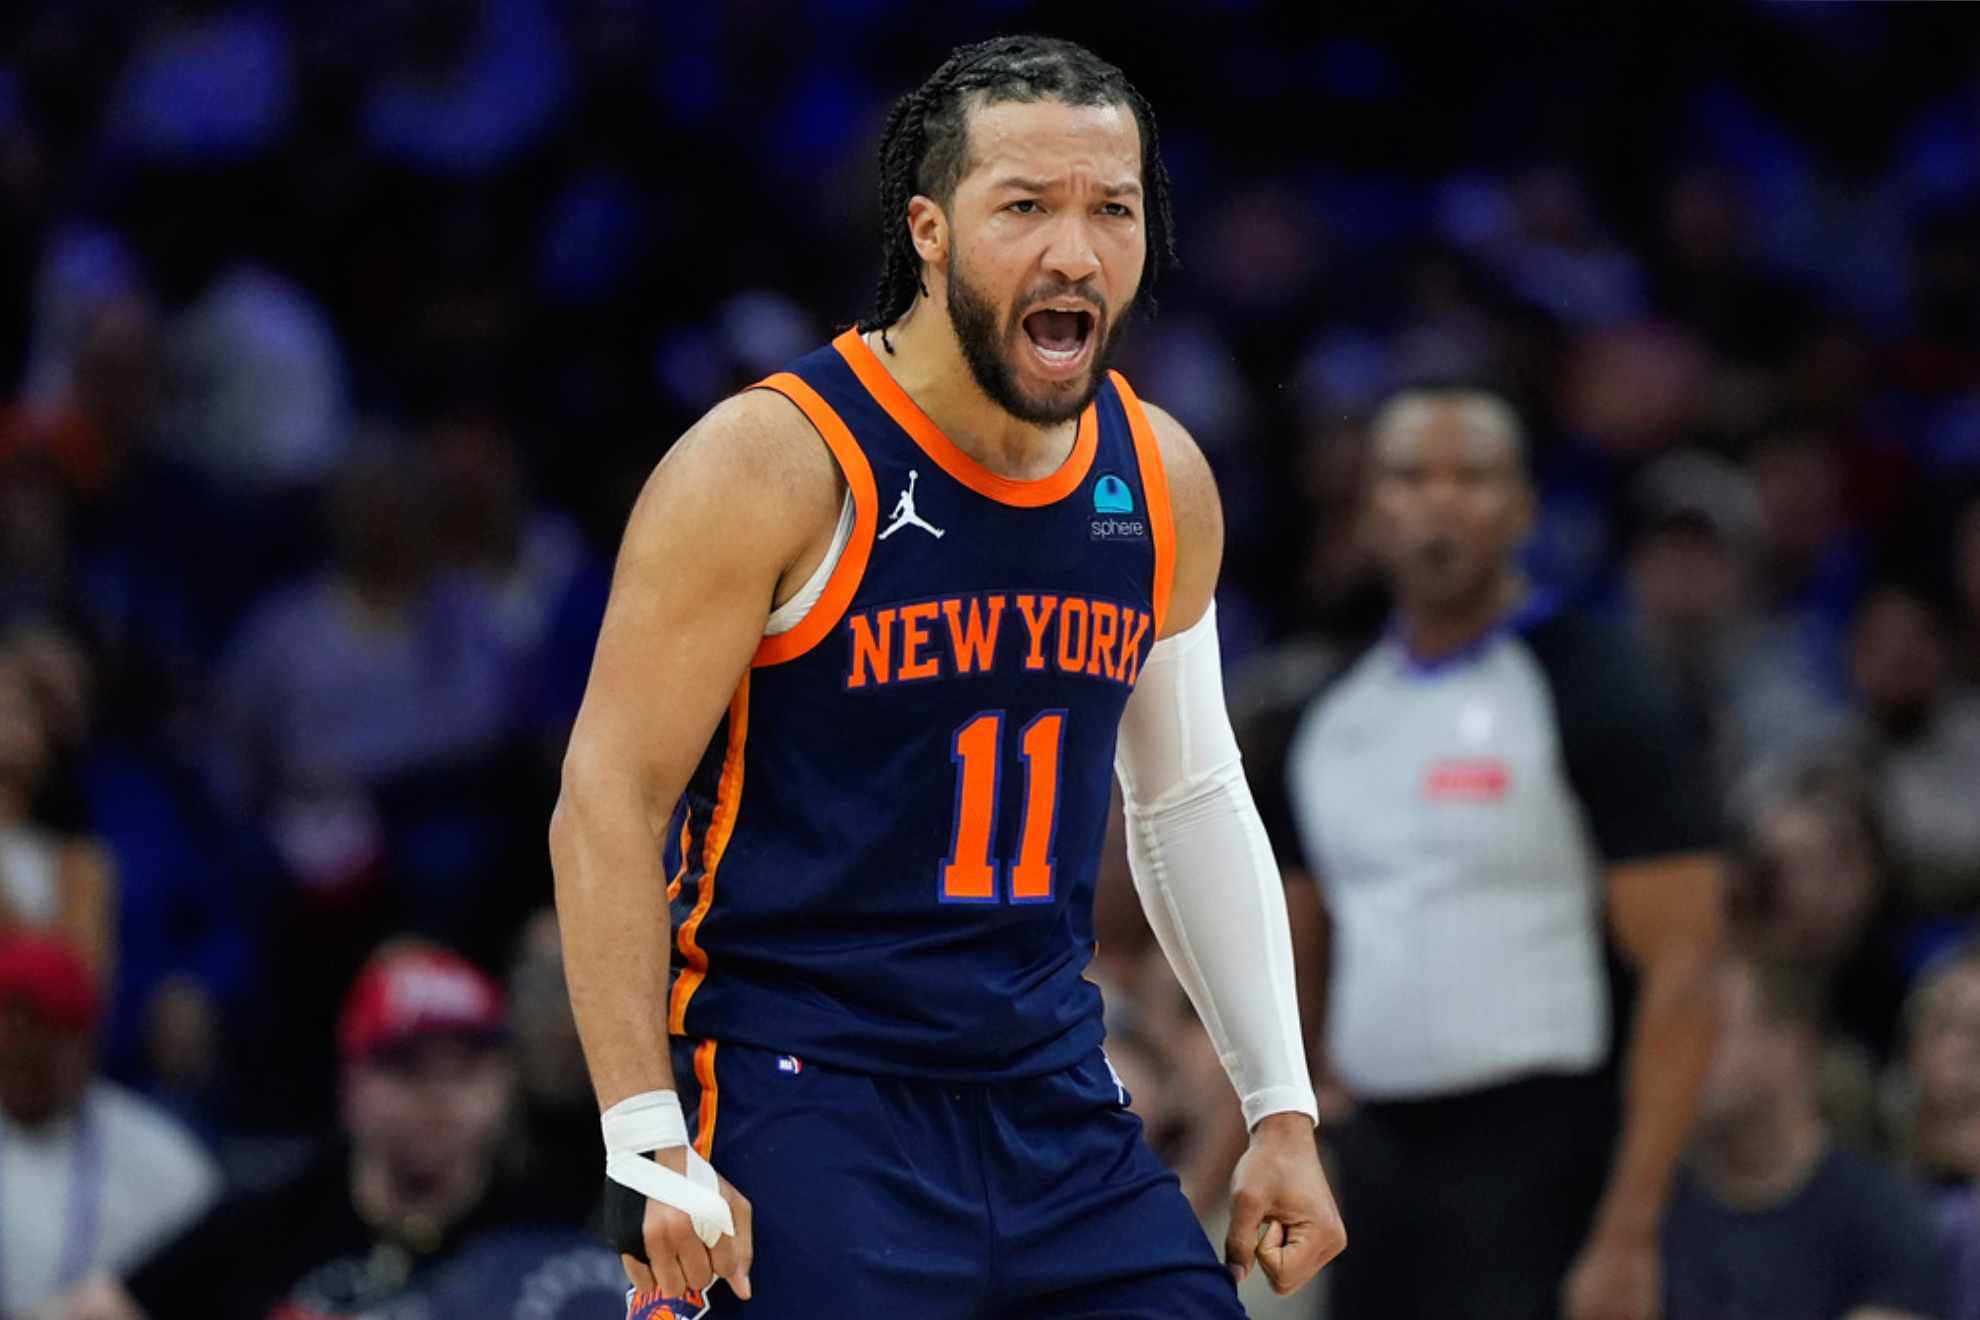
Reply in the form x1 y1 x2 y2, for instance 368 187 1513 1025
1266 382 1727 1320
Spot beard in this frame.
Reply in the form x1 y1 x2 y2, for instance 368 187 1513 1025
946 253 1130 426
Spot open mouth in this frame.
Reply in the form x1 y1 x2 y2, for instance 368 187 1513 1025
1020 306 1097 376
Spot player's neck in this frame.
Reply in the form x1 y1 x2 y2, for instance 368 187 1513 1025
869 309 1077 481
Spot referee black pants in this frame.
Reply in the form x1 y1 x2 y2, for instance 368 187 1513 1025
1325 1070 1618 1320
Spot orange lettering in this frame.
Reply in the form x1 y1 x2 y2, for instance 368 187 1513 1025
1117 609 1151 684
944 595 1005 675
847 609 894 688
1056 597 1091 673
1087 601 1120 678
1017 594 1059 671
898 602 941 681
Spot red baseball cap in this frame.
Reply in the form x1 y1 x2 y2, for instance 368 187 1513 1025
0 933 101 1033
337 945 507 1064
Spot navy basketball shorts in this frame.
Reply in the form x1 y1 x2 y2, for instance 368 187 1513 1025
661 1037 1245 1318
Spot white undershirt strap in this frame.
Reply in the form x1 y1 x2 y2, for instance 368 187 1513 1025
763 489 855 638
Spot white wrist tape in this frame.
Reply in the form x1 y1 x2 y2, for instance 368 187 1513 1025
602 1091 735 1249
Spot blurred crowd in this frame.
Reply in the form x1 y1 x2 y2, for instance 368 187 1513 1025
0 0 1979 1315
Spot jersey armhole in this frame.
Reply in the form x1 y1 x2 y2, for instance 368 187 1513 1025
1107 371 1177 637
764 489 855 637
747 373 878 667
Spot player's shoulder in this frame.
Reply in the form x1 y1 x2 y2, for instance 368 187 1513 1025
631 385 845 538
672 386 844 497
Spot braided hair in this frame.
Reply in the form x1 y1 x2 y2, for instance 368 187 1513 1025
858 36 1178 351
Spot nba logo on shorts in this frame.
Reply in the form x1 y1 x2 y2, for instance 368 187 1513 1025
628 1287 710 1319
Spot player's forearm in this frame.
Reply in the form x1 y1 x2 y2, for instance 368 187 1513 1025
551 751 680 1110
1591 942 1722 1244
1124 776 1318 1128
1117 605 1318 1129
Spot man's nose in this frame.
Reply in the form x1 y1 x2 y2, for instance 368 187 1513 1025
1040 215 1101 285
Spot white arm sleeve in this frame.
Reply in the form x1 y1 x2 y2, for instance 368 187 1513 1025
1114 602 1319 1130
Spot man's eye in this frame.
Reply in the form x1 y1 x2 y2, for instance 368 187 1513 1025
1100 203 1134 218
1008 200 1041 214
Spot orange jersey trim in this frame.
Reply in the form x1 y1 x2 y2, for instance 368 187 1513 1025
665 807 691 904
1109 371 1176 637
832 329 1099 508
668 675 749 1034
692 1038 719 1159
749 373 879 667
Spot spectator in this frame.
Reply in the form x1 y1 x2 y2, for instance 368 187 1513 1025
158 260 349 490
0 650 114 978
209 442 509 897
6 622 254 1126
1664 955 1947 1320
0 933 215 1314
1903 947 1980 1320
1903 947 1980 1187
69 942 528 1319
211 442 522 1119
425 408 606 748
4 294 264 720
500 909 597 1230
1848 583 1980 912
1734 756 1911 1069
1624 449 1843 787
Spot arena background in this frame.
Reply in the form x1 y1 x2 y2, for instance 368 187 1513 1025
3 2 1980 1316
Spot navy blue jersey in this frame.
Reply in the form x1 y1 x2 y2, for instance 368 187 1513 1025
664 329 1174 1080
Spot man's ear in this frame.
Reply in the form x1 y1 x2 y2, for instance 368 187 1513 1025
907 194 947 272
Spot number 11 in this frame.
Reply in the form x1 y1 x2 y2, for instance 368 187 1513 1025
940 710 1067 904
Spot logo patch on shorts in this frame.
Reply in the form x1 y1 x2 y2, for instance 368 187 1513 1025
628 1287 710 1319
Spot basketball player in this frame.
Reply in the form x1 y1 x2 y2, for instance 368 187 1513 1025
551 36 1342 1318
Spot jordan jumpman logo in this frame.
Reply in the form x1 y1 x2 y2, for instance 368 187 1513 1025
879 469 945 540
